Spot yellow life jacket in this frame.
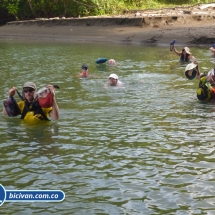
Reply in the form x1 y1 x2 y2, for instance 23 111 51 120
197 75 212 101
17 100 52 121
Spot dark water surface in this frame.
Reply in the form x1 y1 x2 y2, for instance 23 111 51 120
1 40 215 215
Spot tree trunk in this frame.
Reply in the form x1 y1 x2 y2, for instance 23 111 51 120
28 0 37 18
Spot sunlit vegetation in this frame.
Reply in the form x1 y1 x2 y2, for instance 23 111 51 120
0 0 214 23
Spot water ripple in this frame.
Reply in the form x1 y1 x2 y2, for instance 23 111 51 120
1 42 215 214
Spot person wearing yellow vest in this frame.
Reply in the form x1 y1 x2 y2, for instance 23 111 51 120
3 82 59 121
185 62 215 101
196 68 215 101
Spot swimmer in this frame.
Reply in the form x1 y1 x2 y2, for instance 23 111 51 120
77 64 90 78
107 59 116 66
104 74 123 87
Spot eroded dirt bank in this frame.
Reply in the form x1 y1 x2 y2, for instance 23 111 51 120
1 3 215 46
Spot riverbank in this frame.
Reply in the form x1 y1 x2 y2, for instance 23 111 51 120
0 3 215 46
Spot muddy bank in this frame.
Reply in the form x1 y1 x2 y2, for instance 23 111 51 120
1 3 215 46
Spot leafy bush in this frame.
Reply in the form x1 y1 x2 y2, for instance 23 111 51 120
1 0 215 23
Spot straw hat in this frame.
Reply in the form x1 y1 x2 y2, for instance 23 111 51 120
184 47 191 55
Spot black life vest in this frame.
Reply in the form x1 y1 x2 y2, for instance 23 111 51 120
21 100 49 121
197 75 211 101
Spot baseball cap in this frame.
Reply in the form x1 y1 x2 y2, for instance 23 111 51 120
22 82 37 99
109 74 118 80
23 82 36 89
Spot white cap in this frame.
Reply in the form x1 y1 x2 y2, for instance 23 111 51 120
109 74 118 80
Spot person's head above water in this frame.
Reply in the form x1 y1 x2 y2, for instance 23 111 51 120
22 81 37 102
82 64 88 71
108 73 119 86
77 64 90 78
182 47 191 55
107 59 116 66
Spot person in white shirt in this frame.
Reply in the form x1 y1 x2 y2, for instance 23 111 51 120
104 74 123 87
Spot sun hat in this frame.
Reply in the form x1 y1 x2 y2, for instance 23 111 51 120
184 62 197 80
109 74 118 80
82 64 88 70
183 47 191 55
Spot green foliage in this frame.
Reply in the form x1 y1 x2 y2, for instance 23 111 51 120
157 0 215 4
1 0 215 23
2 0 20 20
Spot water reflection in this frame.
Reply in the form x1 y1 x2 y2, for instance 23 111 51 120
1 41 215 214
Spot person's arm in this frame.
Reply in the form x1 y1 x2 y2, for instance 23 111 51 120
49 96 59 120
2 87 16 115
3 107 7 115
48 85 59 120
104 82 109 88
189 55 196 62
172 45 181 56
209 47 215 56
195 62 201 80
209 47 215 53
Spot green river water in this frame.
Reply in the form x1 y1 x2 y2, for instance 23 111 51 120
1 40 215 215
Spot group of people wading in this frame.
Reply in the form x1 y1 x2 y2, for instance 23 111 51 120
3 43 215 122
172 42 215 102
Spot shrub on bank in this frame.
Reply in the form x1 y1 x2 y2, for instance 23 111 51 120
0 0 214 23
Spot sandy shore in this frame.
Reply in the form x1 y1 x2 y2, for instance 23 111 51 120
0 4 215 46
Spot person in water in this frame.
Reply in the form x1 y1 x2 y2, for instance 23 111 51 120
104 74 123 87
76 64 90 78
3 82 59 120
209 44 215 56
107 59 116 66
185 62 215 101
184 61 200 80
172 45 195 62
